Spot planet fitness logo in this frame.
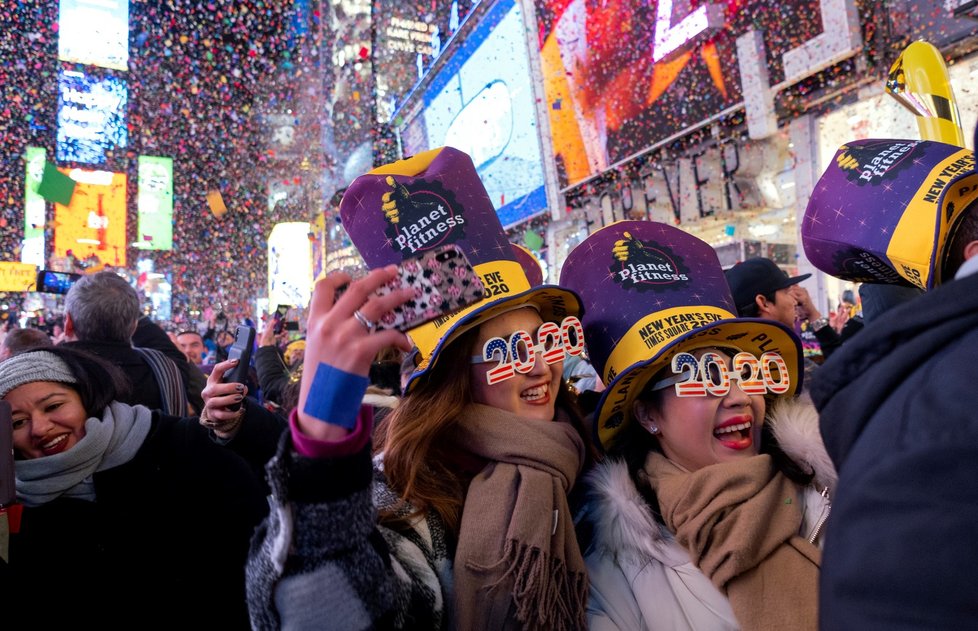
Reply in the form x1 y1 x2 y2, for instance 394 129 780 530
835 140 925 186
609 231 690 292
380 176 466 255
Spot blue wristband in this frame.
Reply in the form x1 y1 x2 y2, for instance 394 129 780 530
302 363 369 430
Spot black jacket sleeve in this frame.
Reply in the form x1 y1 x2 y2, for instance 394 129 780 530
254 345 291 406
132 316 205 412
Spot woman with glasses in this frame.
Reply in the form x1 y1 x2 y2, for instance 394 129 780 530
561 221 834 631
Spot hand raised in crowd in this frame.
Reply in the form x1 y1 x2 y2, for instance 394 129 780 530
258 318 286 348
200 358 248 439
296 267 414 441
790 283 822 323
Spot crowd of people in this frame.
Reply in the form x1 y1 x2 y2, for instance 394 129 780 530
1 138 976 630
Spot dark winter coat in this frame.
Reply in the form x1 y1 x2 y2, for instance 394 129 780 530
3 399 285 629
811 271 978 630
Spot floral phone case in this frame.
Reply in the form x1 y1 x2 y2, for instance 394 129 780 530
341 245 486 332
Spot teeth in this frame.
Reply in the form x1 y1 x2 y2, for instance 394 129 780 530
714 421 752 437
42 435 67 450
521 385 547 401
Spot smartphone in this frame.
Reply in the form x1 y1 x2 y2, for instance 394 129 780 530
223 324 255 382
284 321 300 331
336 244 485 332
272 305 289 334
35 270 81 294
0 401 15 508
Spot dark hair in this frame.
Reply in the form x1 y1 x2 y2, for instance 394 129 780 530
942 201 978 279
737 289 777 318
2 328 53 355
617 361 813 522
21 347 131 418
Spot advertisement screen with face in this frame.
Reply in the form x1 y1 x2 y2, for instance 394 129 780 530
396 0 550 229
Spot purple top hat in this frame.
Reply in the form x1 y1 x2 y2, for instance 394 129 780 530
802 139 978 289
339 147 581 389
560 221 803 451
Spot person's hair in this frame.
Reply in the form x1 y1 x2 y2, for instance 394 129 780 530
20 347 131 418
737 289 777 318
618 360 813 522
2 328 53 356
375 325 597 536
942 202 978 279
176 330 204 343
64 272 141 343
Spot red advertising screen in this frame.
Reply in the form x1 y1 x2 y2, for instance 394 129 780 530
534 0 828 188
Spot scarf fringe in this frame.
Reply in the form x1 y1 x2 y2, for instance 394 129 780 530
475 539 588 631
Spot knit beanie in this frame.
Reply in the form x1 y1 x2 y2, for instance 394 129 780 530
0 350 78 399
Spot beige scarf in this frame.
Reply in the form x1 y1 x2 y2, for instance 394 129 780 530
450 403 587 631
643 452 821 631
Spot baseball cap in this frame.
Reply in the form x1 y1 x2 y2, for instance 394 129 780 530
724 258 811 316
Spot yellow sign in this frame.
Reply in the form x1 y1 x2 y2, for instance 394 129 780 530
0 262 38 292
53 169 128 267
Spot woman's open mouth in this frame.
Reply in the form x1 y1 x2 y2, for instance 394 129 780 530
713 419 753 450
39 433 70 457
520 384 550 405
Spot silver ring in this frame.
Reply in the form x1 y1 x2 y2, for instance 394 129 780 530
353 309 376 332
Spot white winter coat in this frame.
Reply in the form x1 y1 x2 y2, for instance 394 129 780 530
582 396 836 631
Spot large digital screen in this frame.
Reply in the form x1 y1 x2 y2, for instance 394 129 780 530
56 69 128 166
136 156 174 251
534 0 827 188
268 222 313 308
23 147 47 267
373 0 480 124
58 0 130 71
398 0 549 228
53 169 127 267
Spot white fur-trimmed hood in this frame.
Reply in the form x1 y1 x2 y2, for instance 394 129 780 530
766 393 837 491
584 394 835 562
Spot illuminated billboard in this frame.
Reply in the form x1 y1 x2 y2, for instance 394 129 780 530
373 0 480 123
534 0 831 187
268 222 313 308
397 0 549 228
53 169 128 267
56 69 128 166
136 156 174 250
59 0 130 71
23 147 47 267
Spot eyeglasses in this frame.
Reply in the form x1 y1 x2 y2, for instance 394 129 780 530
469 316 585 385
648 350 791 397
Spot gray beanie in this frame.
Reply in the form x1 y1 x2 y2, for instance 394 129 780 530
0 350 78 399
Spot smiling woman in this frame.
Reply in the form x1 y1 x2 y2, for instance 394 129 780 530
0 346 286 628
245 148 599 631
561 221 836 631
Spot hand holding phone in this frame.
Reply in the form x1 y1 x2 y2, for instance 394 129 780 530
336 245 484 332
222 325 255 411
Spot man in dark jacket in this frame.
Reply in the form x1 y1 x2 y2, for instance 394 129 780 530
61 271 203 414
807 151 978 628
